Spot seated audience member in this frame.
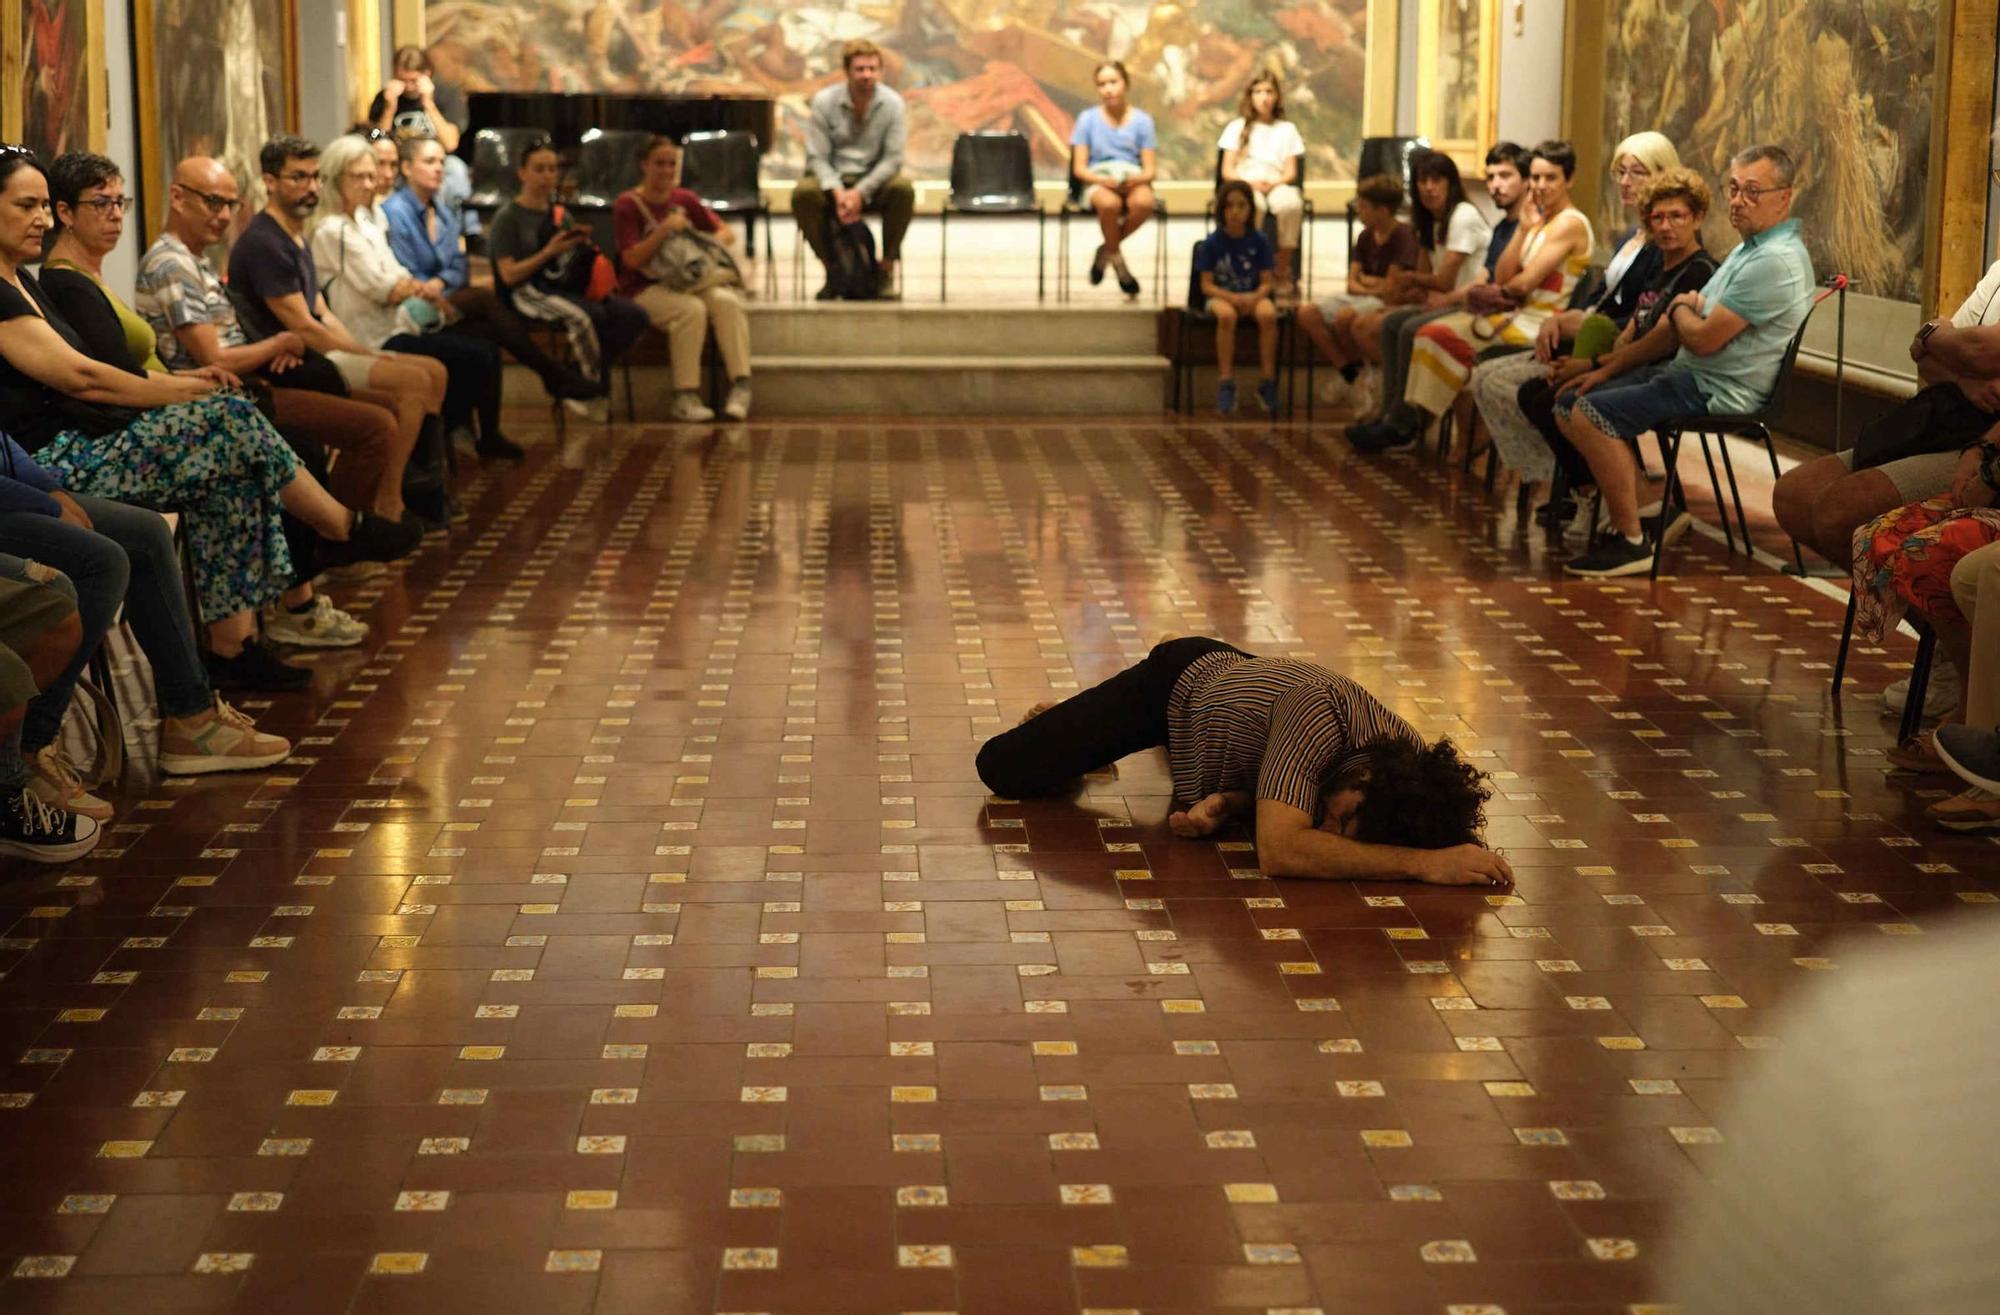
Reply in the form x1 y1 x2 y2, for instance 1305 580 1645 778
1935 539 2000 830
0 152 417 691
1195 180 1281 417
231 135 453 522
368 44 474 226
44 151 370 658
0 559 96 859
1070 60 1159 299
1350 150 1490 388
485 139 649 401
365 130 401 218
974 636 1513 887
795 39 914 301
1295 172 1420 412
1773 255 2000 579
1360 142 1528 431
1217 72 1305 298
1476 167 1716 526
309 133 521 461
1553 144 1813 576
139 156 414 543
1349 140 1594 452
381 137 597 410
1849 477 1999 800
615 136 754 423
0 432 292 821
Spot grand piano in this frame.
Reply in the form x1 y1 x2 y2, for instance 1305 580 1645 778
465 91 776 156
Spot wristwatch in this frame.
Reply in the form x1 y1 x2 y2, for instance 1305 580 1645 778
1916 319 1942 347
1980 441 2000 492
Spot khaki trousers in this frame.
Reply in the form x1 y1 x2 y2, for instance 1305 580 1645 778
1950 540 2000 729
633 282 752 392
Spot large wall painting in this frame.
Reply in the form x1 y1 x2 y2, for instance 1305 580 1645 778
134 0 298 241
423 0 1373 183
4 0 107 166
1601 0 1937 301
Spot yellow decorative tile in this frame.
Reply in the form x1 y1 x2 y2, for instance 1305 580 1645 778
367 1252 428 1275
1224 1182 1279 1203
1071 1244 1129 1268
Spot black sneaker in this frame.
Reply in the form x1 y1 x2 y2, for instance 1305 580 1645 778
1563 533 1655 577
543 369 601 402
206 640 313 693
1347 418 1417 453
0 786 101 862
815 284 840 302
476 433 526 461
1533 497 1578 530
345 510 424 563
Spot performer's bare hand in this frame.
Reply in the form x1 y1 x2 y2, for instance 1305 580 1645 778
1413 844 1514 887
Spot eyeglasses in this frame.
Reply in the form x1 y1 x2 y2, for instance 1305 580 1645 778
1612 165 1651 181
1725 180 1791 202
362 128 392 142
75 195 132 215
179 186 240 214
276 170 319 185
1647 209 1695 225
0 143 39 166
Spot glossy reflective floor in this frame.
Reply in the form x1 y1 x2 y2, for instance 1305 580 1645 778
1 417 1988 1315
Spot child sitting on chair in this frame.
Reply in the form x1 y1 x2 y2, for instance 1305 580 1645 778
1196 180 1281 416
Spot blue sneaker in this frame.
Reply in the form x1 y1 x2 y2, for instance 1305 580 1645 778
1256 379 1280 414
1216 379 1237 415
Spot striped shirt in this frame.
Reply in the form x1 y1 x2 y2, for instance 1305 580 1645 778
1165 653 1421 811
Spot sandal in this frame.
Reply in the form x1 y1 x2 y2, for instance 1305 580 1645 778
1885 731 1953 775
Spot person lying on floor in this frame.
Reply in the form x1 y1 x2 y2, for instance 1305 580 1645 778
974 636 1513 886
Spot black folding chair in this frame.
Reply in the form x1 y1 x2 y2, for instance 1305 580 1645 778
468 127 549 223
1057 163 1168 304
1830 594 1937 743
1645 277 1845 578
681 129 777 299
1172 240 1297 417
1342 135 1428 254
938 132 1045 302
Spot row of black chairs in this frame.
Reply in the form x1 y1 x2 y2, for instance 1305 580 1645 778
465 128 1337 305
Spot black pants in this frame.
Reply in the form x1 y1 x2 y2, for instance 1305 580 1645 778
975 637 1249 799
1518 374 1595 490
386 331 504 441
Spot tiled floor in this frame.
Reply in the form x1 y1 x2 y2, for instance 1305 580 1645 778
0 414 1987 1315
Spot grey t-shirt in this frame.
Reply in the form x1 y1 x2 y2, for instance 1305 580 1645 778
485 200 583 300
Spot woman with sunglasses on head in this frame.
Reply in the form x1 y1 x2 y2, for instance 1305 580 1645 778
0 147 418 690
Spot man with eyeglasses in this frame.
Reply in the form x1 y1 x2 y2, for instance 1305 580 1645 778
136 153 418 639
1553 143 1814 577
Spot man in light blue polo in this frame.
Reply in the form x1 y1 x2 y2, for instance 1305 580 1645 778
1555 143 1815 577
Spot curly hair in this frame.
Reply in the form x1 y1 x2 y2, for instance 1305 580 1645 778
1326 735 1491 850
1636 166 1712 221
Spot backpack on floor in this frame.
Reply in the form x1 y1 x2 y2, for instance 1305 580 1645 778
824 216 879 300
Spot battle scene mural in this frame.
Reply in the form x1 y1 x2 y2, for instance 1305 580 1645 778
423 0 1373 183
1602 0 1937 302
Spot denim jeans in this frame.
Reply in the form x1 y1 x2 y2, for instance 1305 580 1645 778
0 497 213 774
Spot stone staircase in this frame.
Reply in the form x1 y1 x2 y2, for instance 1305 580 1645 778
505 303 1170 417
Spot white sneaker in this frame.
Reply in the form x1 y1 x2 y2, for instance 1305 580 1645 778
1316 373 1351 407
1882 665 1963 717
1563 499 1609 544
262 595 367 648
722 380 752 421
669 392 715 423
562 397 593 418
1348 368 1379 417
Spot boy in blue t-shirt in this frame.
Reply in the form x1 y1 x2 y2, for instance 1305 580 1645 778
1196 180 1280 415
